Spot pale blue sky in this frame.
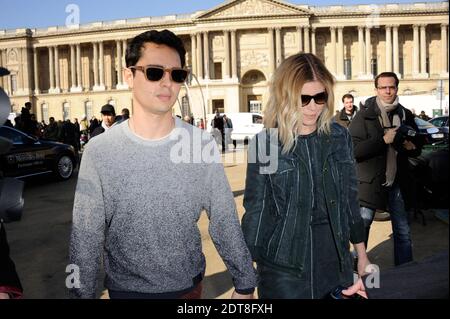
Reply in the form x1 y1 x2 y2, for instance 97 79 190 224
0 0 442 30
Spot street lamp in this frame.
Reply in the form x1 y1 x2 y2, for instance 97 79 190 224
183 72 207 129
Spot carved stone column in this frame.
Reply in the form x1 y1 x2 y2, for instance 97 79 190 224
337 27 344 79
231 30 238 79
122 40 127 68
330 27 337 75
196 33 203 79
385 25 392 72
297 26 303 52
420 24 428 77
441 24 449 77
54 46 61 93
92 42 99 89
393 25 400 77
358 26 365 78
203 32 210 80
190 33 197 77
413 24 420 77
223 30 230 79
48 47 55 92
116 40 123 88
303 27 310 53
365 27 372 78
76 43 82 91
268 28 275 76
311 27 316 55
275 27 282 67
98 41 105 90
70 45 77 92
33 48 39 94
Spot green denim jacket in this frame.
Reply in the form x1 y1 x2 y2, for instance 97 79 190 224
242 123 365 274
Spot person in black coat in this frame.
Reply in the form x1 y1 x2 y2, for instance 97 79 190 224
90 104 116 138
212 111 225 153
348 72 422 266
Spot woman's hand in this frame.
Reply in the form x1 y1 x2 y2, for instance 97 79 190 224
342 278 368 299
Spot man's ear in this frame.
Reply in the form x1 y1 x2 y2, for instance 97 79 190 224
123 68 134 89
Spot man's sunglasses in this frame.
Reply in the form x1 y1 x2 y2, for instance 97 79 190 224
300 91 328 107
128 65 189 84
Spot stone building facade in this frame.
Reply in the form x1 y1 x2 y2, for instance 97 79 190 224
0 0 448 122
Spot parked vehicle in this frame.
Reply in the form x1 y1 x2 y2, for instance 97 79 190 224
206 112 263 143
0 126 78 180
429 115 449 140
414 117 445 145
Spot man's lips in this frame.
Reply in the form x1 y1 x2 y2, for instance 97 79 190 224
157 94 172 101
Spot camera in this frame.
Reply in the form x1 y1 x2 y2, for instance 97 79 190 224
392 124 417 152
0 67 24 223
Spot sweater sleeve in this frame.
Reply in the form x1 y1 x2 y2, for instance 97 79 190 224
203 144 258 293
68 143 106 299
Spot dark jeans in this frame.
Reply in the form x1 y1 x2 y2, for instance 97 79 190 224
360 183 413 266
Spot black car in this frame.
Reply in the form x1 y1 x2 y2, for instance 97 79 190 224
429 116 449 139
414 117 446 145
0 126 78 180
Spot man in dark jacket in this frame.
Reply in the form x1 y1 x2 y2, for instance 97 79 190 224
349 72 422 266
334 94 358 128
212 110 225 153
90 104 116 138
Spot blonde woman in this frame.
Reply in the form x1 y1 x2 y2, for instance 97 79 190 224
241 53 370 299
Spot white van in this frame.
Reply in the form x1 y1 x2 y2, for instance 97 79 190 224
206 112 263 143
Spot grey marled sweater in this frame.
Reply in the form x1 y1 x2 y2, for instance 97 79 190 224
69 117 257 298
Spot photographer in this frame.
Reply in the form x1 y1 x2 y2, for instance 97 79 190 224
349 72 422 266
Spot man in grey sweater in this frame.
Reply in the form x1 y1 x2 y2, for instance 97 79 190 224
68 29 257 299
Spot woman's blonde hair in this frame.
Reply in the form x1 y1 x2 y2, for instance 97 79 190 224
263 53 335 154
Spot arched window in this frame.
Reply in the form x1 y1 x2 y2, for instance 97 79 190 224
241 70 267 85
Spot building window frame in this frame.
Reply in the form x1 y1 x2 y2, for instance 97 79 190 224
63 102 71 121
41 103 49 123
344 58 352 80
371 58 378 77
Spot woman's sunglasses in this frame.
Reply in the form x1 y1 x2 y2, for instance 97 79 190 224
301 91 328 107
129 65 189 84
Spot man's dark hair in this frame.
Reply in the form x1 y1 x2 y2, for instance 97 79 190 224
25 102 32 108
342 94 354 103
122 108 130 116
126 29 186 68
375 72 399 88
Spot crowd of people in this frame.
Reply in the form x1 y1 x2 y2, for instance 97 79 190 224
5 104 132 153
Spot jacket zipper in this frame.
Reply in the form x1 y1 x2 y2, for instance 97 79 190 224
305 139 315 298
254 182 267 246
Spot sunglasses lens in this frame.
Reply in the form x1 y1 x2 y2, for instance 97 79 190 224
315 92 328 104
171 69 188 83
301 95 313 107
146 67 165 81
